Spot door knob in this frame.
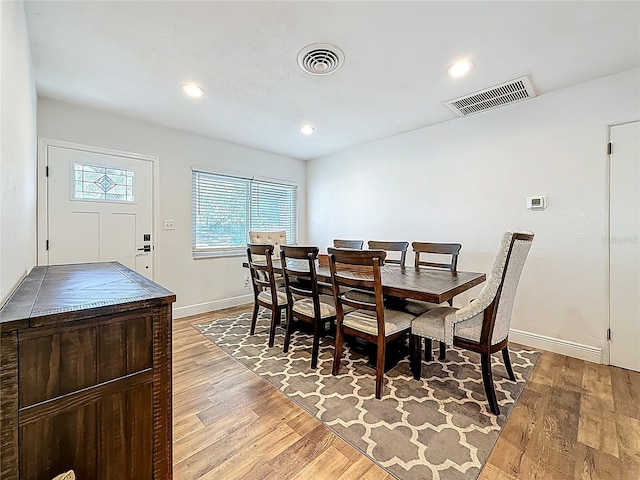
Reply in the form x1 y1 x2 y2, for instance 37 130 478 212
137 245 151 252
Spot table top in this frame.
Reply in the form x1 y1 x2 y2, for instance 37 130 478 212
246 259 486 304
0 262 176 332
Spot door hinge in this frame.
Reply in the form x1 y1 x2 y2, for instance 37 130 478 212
46 240 49 251
607 328 611 340
45 166 49 177
607 142 612 155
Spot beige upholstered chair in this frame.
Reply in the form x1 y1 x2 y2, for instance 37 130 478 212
247 243 288 347
249 230 288 252
280 245 337 369
409 231 534 415
333 239 364 249
328 248 416 399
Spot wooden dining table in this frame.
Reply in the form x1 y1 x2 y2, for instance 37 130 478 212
244 259 486 304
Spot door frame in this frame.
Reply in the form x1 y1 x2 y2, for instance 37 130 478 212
37 138 160 279
606 120 640 366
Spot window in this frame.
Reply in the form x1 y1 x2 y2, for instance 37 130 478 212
192 170 297 256
74 163 135 202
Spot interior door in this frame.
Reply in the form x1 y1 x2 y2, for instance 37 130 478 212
46 144 155 279
609 121 640 371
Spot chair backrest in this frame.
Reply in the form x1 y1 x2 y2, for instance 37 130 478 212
475 232 534 345
333 239 364 249
412 242 462 271
280 245 321 313
327 248 387 328
249 230 287 253
368 241 409 267
246 243 279 305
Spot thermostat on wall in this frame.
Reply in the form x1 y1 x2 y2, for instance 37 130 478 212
527 195 546 210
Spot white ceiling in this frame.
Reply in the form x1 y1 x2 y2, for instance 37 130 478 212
24 1 640 160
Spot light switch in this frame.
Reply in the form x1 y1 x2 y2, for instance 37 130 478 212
527 196 546 210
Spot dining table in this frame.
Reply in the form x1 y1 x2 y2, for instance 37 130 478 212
244 258 486 305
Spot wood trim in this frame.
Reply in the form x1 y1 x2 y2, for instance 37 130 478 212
152 303 173 479
0 332 19 480
19 369 153 425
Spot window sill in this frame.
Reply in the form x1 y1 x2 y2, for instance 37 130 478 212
192 250 246 260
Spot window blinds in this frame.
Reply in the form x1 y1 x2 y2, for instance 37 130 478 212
192 170 297 252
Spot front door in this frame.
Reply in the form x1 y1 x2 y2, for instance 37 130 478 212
42 141 155 279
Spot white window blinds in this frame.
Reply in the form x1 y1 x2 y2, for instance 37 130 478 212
192 170 297 254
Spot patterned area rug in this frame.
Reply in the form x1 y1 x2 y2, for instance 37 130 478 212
193 310 539 480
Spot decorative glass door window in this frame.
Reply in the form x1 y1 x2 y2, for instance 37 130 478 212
73 163 135 202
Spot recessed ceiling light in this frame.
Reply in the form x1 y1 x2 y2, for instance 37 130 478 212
181 83 204 98
447 60 474 77
299 125 315 135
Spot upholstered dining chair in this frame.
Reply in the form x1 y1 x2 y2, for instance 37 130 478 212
409 231 534 415
280 245 337 369
367 240 410 267
249 230 287 283
246 243 288 347
333 239 364 249
405 242 463 360
328 248 416 399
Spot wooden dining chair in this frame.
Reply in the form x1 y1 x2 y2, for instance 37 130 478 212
333 239 364 249
367 241 409 267
328 248 416 399
409 231 534 415
280 245 338 369
405 242 462 359
246 243 288 347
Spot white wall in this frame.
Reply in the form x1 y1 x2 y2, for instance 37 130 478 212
307 68 640 362
37 98 306 317
0 0 37 304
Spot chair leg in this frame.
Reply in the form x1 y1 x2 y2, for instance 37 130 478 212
332 326 344 375
311 319 321 369
438 341 447 360
249 302 259 335
268 307 280 348
283 309 294 353
502 346 516 381
410 334 422 380
375 340 386 399
481 352 500 415
424 338 433 361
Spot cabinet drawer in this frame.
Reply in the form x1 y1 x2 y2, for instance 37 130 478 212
18 309 153 407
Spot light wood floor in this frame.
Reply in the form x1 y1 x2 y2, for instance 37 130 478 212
173 306 640 480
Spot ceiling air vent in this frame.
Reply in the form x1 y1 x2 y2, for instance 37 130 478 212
445 76 536 117
297 43 344 75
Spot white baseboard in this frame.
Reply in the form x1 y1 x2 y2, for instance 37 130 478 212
173 294 253 319
509 328 604 364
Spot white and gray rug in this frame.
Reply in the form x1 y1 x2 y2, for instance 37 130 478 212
193 310 539 480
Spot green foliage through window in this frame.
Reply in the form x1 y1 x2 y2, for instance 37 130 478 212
192 171 297 253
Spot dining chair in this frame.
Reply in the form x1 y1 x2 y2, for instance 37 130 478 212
367 240 409 267
333 239 364 249
406 242 463 359
409 231 534 415
328 248 416 399
280 245 337 369
246 243 288 347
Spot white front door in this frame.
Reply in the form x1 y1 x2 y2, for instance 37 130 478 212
609 121 640 372
42 141 156 279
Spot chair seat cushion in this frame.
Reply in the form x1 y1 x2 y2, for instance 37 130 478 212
344 308 414 336
404 299 443 315
292 295 336 319
343 289 377 304
410 306 458 343
258 289 287 306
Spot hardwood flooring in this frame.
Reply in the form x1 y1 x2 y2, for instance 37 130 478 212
173 306 640 480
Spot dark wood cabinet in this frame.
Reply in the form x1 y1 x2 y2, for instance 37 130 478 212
0 262 175 479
